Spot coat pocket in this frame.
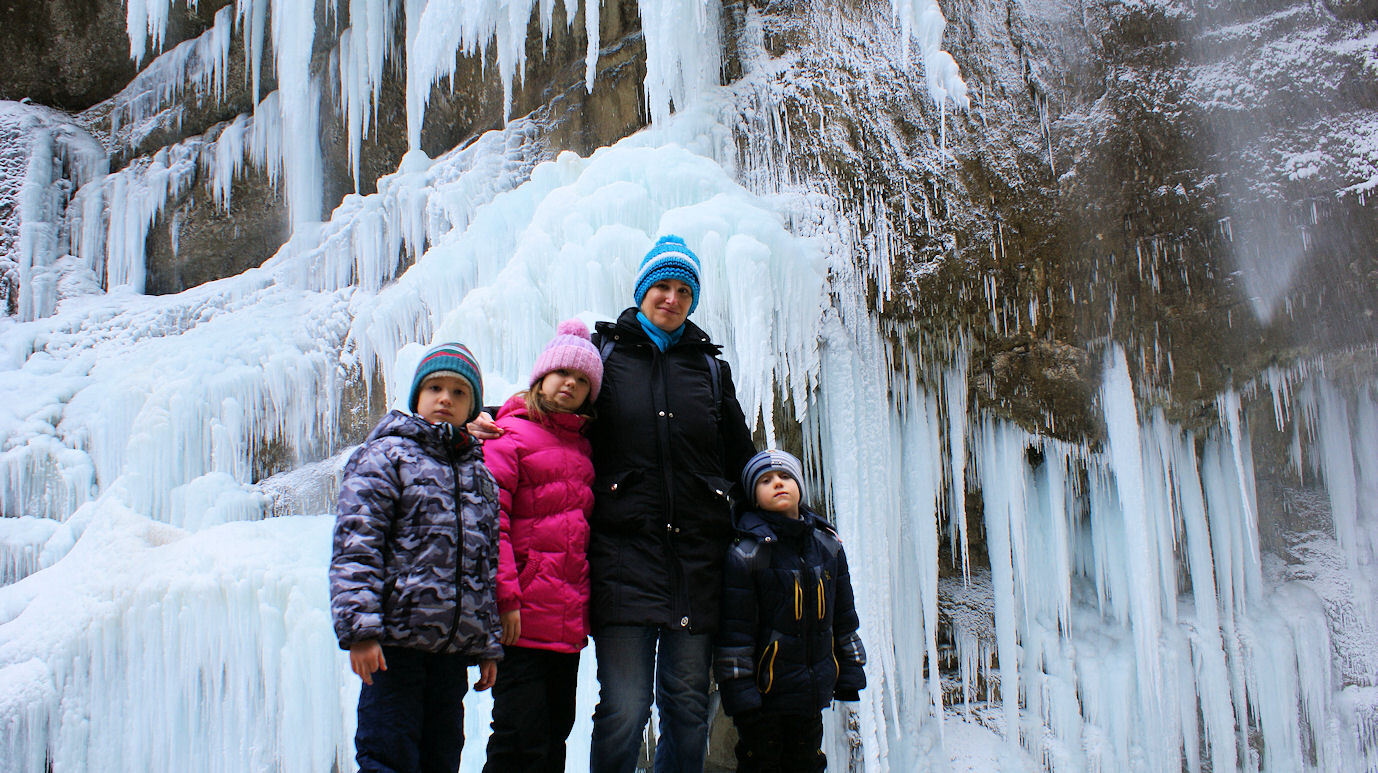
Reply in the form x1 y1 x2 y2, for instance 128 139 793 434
517 552 543 590
680 473 733 537
590 468 647 531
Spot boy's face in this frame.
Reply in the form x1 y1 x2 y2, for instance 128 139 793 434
415 375 473 426
754 470 801 518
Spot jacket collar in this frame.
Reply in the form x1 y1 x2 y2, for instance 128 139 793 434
600 307 717 350
735 505 829 542
369 409 480 458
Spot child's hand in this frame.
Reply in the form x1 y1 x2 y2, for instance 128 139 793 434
475 659 498 691
350 640 386 685
466 411 504 440
500 610 521 645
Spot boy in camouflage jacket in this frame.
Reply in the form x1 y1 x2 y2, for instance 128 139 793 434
330 342 503 773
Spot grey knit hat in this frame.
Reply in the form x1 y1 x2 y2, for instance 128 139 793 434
742 449 807 507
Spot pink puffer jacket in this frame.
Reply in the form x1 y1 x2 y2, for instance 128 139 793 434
485 394 594 653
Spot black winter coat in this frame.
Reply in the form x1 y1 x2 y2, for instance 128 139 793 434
713 507 867 716
587 308 757 634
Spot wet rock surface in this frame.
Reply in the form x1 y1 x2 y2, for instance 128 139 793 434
732 0 1377 441
0 0 230 110
27 0 650 296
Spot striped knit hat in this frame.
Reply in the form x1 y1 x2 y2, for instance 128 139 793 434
633 234 702 315
409 342 483 423
530 318 604 400
742 449 808 507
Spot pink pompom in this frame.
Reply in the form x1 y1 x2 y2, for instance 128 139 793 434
556 318 590 340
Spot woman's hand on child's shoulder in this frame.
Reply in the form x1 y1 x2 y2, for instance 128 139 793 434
467 411 504 440
349 640 387 685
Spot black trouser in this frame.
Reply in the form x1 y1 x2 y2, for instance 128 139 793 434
733 710 826 773
355 646 469 773
483 645 580 773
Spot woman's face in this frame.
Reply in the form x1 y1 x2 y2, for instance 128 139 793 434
538 368 591 413
639 278 693 331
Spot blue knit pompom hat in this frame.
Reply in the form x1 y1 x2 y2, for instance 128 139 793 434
742 449 808 507
633 235 702 315
408 342 483 423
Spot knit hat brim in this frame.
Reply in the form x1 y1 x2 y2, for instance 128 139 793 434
409 343 483 423
634 235 702 315
742 450 808 508
529 319 603 401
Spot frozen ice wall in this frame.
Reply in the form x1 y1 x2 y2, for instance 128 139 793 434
0 91 828 771
1 1 1374 772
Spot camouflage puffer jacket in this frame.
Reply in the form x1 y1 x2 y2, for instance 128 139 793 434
330 409 502 661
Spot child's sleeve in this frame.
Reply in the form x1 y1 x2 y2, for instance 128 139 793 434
832 545 868 700
713 539 763 716
482 431 522 616
477 464 504 660
329 441 402 649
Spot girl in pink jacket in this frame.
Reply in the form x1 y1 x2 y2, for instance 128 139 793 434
482 319 601 773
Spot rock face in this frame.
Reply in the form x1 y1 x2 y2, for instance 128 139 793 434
728 0 1377 438
0 0 232 110
3 0 650 298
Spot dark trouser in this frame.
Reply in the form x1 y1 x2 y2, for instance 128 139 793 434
589 624 713 773
355 646 469 773
483 645 580 773
733 711 826 773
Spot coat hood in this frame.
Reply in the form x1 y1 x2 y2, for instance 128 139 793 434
734 505 834 542
366 409 479 459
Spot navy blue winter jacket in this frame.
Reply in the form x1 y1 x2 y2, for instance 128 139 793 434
713 507 867 716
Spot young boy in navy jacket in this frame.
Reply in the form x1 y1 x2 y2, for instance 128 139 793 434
713 450 867 772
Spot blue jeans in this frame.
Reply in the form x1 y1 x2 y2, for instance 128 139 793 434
590 625 713 773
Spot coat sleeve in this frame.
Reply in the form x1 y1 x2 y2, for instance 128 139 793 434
713 538 764 715
329 441 401 649
716 359 759 488
483 428 522 615
832 545 867 700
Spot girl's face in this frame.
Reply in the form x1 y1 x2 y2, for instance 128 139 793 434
415 375 473 426
538 369 591 413
754 470 801 518
639 278 693 331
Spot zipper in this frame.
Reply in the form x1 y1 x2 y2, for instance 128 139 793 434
757 641 778 693
441 426 464 650
649 340 691 629
817 577 826 620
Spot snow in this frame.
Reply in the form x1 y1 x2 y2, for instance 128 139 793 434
0 1 1376 771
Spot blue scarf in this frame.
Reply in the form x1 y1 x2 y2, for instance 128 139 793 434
637 311 685 351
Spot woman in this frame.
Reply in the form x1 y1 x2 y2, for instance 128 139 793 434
585 235 756 773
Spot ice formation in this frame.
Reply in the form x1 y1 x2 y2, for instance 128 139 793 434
0 1 1374 772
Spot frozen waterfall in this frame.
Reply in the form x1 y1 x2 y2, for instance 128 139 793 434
2 1 1376 772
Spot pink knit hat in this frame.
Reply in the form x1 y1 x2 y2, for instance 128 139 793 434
530 318 603 400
